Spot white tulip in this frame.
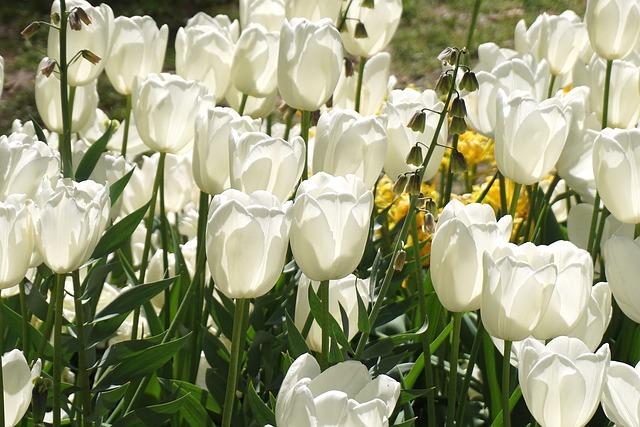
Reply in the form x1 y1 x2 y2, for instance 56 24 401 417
278 18 343 111
229 131 305 202
105 16 168 95
193 106 260 195
311 109 387 188
0 197 34 289
602 360 640 427
431 200 513 312
175 13 238 101
518 337 610 427
604 235 640 323
495 90 570 185
295 274 369 352
341 0 403 58
586 0 640 60
275 353 400 427
593 128 640 223
33 179 110 274
475 42 518 73
284 0 342 23
2 350 41 427
132 73 207 153
47 0 114 86
568 282 613 352
230 24 279 98
383 88 447 181
240 0 286 32
206 190 292 298
290 173 373 281
589 57 640 129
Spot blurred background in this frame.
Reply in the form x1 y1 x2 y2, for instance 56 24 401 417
0 0 584 133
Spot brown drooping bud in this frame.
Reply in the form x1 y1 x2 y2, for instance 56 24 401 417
435 73 454 97
407 110 426 133
355 22 368 39
451 149 467 172
81 49 101 65
393 174 408 196
424 198 437 214
362 0 375 7
459 71 479 92
393 249 407 271
40 58 57 77
422 212 436 234
68 10 82 30
21 22 40 40
344 57 354 77
51 12 61 25
437 47 458 65
450 97 467 118
407 174 422 196
74 7 92 26
406 145 423 167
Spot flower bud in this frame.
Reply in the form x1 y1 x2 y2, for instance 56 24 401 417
344 58 354 77
354 22 368 39
0 197 35 288
459 71 479 92
393 249 406 271
406 144 423 167
449 116 467 135
21 22 40 40
1 351 42 427
68 9 82 30
50 12 60 25
341 0 402 58
435 73 454 97
74 7 92 25
450 97 467 118
362 0 375 7
40 58 57 77
438 47 458 65
406 173 422 195
392 174 408 195
407 110 426 133
422 212 436 234
451 149 467 172
81 49 101 65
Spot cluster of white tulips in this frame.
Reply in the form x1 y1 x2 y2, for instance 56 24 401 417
0 0 640 425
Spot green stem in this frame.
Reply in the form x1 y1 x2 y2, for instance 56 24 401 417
441 134 460 207
475 170 498 203
490 386 522 427
501 340 513 427
592 207 610 268
53 273 66 427
521 184 538 242
446 313 462 427
456 316 484 425
482 331 502 418
131 152 166 339
602 60 613 129
72 270 90 426
498 173 508 217
547 74 557 99
301 110 312 180
283 107 295 141
0 298 5 427
586 193 601 256
58 0 72 178
238 94 248 116
354 57 367 113
158 154 171 330
531 175 561 243
411 217 435 426
189 192 210 381
319 280 330 369
221 298 250 427
466 0 483 50
19 280 30 361
508 183 521 218
121 94 132 157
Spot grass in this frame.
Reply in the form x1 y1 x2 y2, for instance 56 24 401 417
0 0 585 133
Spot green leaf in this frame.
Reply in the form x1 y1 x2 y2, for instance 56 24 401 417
95 333 191 389
356 290 370 333
247 381 276 426
112 395 189 427
307 283 325 329
88 312 130 345
285 311 308 357
1 303 53 359
95 277 174 321
24 280 52 322
75 123 115 181
92 201 150 259
159 378 222 415
109 167 135 205
374 298 415 327
96 334 163 369
30 116 48 144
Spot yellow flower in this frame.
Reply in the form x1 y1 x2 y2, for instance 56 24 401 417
457 130 494 166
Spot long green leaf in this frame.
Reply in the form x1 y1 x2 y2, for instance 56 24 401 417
95 277 174 321
109 167 135 205
112 395 189 427
247 381 276 426
92 201 150 259
75 123 115 181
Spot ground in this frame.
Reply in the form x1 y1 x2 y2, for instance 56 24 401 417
0 0 585 133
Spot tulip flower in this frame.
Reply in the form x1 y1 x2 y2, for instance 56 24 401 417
602 360 640 427
275 353 400 427
0 132 59 200
230 24 279 98
0 197 34 289
494 90 570 185
383 89 447 182
284 0 342 23
32 178 110 274
225 84 278 118
593 128 640 223
47 0 114 86
514 11 588 76
341 0 403 58
229 132 305 202
193 107 261 196
108 114 148 160
518 337 610 427
463 71 501 136
332 52 391 116
604 235 640 323
277 18 343 111
474 42 518 73
175 13 238 102
35 58 99 133
481 243 557 341
295 274 369 352
492 57 550 101
2 350 42 427
311 109 387 188
585 0 640 60
240 0 286 33
588 57 640 129
132 73 207 153
532 241 593 340
431 200 513 312
105 16 168 95
206 189 292 299
290 173 373 281
568 282 613 352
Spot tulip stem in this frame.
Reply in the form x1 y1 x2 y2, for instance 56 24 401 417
441 134 460 207
301 110 312 180
466 0 483 51
319 280 330 369
602 60 613 129
446 312 462 427
355 57 367 113
189 191 210 381
586 193 601 256
131 152 166 339
121 94 132 157
508 183 521 218
498 173 508 217
531 175 561 243
53 273 66 427
19 279 30 361
158 154 171 330
238 94 249 116
58 0 73 178
72 270 90 426
283 107 295 141
222 298 250 427
547 74 557 99
501 340 513 427
0 298 5 427
456 315 484 425
592 207 610 269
